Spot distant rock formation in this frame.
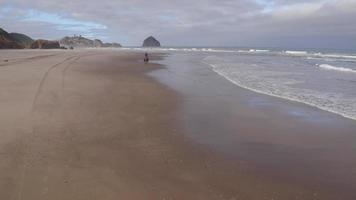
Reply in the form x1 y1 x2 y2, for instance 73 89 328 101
93 39 103 47
0 28 25 49
60 35 94 48
142 36 161 47
60 35 122 48
30 40 60 49
111 43 122 48
103 42 122 48
0 28 121 49
9 33 34 48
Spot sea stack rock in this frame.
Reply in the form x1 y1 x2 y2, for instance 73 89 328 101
142 36 160 47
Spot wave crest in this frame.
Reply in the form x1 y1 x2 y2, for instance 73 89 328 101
319 64 356 73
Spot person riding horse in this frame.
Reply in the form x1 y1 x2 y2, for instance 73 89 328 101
144 53 149 63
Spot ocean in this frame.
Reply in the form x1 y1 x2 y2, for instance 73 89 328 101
121 47 356 121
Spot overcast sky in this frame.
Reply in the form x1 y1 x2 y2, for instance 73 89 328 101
1 0 356 49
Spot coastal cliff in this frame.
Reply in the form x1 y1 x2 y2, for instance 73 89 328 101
60 35 121 48
30 40 60 49
0 28 30 49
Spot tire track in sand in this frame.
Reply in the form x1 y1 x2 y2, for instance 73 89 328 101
0 53 60 67
18 52 104 200
23 52 98 200
31 55 78 113
17 56 77 200
18 55 79 200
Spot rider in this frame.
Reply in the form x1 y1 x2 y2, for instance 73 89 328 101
144 53 149 63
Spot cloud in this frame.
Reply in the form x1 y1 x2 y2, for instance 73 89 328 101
1 0 356 49
23 9 107 32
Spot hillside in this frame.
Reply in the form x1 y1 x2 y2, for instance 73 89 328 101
60 35 94 48
60 35 121 48
0 28 24 49
9 32 34 48
0 28 121 49
31 39 60 49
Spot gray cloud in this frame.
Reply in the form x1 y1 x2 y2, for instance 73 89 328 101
1 0 356 49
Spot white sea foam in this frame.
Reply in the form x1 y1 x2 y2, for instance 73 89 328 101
200 48 237 53
319 64 356 73
237 50 250 53
285 50 308 55
119 47 356 66
316 53 356 60
307 57 356 62
127 48 356 120
203 56 356 121
273 50 356 62
299 52 356 61
249 49 270 52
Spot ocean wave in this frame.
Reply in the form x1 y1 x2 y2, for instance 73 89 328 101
285 51 308 55
318 64 356 73
158 48 237 53
305 53 356 62
249 49 270 52
315 53 356 60
282 51 356 62
201 48 237 53
118 48 356 63
307 57 356 62
203 57 356 121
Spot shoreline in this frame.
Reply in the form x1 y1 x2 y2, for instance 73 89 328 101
119 47 356 122
151 51 356 199
0 49 355 199
208 62 356 122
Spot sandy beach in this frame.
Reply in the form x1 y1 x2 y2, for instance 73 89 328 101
0 49 356 200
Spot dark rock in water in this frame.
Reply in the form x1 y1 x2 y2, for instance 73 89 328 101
31 40 60 49
142 36 161 47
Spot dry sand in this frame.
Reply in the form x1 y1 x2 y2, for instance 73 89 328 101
0 49 354 199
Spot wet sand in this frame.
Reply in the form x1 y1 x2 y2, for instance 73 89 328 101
152 52 356 199
0 49 355 199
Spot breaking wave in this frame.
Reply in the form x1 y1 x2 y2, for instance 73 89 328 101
319 64 356 73
285 51 308 55
203 55 356 121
